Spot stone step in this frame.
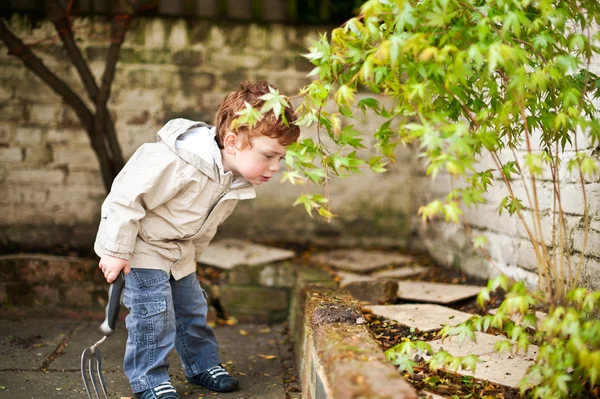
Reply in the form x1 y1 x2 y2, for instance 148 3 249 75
425 332 539 388
198 239 295 270
365 304 474 332
397 281 484 304
312 249 415 273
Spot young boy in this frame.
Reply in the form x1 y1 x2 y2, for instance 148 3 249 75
94 81 300 399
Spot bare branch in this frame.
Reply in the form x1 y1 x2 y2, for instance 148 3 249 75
0 19 114 191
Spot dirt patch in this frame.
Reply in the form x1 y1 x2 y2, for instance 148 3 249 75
9 334 45 349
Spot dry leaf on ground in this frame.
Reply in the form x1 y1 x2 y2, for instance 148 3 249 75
257 354 277 360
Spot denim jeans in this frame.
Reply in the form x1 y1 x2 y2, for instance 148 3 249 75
123 268 221 393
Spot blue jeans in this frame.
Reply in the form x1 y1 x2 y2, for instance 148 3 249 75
123 268 221 393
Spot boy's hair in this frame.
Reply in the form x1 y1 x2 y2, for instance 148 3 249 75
214 81 300 149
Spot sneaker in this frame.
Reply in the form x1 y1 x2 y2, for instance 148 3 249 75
187 364 239 393
135 381 180 399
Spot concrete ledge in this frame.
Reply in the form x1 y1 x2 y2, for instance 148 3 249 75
292 282 417 399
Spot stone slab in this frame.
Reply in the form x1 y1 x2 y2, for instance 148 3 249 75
198 239 295 270
427 332 539 388
371 265 428 279
336 271 375 287
312 249 415 273
365 304 474 332
397 281 484 304
489 308 547 330
0 319 78 370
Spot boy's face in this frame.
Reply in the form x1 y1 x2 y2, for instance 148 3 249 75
228 135 287 185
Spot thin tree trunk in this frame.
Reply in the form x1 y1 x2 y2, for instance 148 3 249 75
0 19 114 191
95 4 134 178
45 0 126 178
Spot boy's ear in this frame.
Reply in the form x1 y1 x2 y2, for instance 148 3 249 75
223 132 237 153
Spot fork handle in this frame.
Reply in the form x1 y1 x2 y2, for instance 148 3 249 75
100 272 125 336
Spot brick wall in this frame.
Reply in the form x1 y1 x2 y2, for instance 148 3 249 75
0 15 419 253
412 119 600 290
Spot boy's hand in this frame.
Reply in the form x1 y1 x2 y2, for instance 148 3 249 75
99 255 131 283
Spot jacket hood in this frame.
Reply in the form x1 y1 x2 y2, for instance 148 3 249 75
156 119 253 195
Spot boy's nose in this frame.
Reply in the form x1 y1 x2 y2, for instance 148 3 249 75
269 160 280 172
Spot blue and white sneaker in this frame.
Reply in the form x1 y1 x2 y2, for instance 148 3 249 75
188 364 239 393
135 381 179 399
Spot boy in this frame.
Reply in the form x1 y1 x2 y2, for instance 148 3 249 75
94 81 300 399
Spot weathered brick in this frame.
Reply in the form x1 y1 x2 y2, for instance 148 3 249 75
582 257 600 290
342 280 398 304
13 126 43 145
5 282 35 306
65 171 103 187
0 124 15 145
258 262 296 288
248 24 268 49
47 128 89 145
24 146 53 164
0 147 23 162
167 20 189 50
19 257 91 283
34 284 60 305
571 226 600 257
515 239 543 272
172 50 202 66
268 25 286 50
0 85 13 102
28 103 60 126
1 185 48 205
178 72 215 91
0 101 26 122
61 285 96 307
52 145 98 170
7 169 65 184
220 285 289 311
561 183 600 215
0 284 6 304
144 19 166 47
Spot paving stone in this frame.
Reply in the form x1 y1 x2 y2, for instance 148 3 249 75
489 308 547 330
312 249 415 273
371 265 429 279
365 304 474 332
397 281 484 304
198 239 295 270
336 271 375 286
427 332 539 388
0 319 78 370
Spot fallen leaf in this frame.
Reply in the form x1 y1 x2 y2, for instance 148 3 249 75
259 327 271 334
239 329 249 336
257 354 277 360
216 317 238 326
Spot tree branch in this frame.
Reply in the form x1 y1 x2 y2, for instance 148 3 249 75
0 19 114 191
45 0 125 176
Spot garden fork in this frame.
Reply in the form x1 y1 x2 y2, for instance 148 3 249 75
81 272 126 399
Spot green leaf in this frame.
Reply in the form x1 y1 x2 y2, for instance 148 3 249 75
493 339 513 354
472 235 488 249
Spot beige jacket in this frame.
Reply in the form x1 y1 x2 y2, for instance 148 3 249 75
94 119 256 280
